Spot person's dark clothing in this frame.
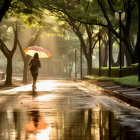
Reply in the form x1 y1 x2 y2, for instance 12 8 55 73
29 58 41 86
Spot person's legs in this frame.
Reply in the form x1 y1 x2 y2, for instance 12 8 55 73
33 73 38 88
31 72 34 85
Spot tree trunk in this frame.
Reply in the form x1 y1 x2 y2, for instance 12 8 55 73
137 0 140 81
122 35 134 64
5 56 12 85
77 34 92 75
87 55 92 75
123 45 132 66
23 55 31 83
17 39 31 83
17 29 41 83
68 20 94 75
134 43 139 63
135 0 140 63
102 41 108 67
0 0 12 22
87 36 93 75
0 25 18 86
108 29 112 77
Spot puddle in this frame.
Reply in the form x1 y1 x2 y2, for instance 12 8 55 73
0 107 140 140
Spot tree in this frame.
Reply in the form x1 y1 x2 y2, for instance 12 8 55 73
0 21 18 85
68 21 98 75
17 27 42 83
39 0 99 75
48 0 137 65
136 0 140 80
0 0 45 84
0 0 12 22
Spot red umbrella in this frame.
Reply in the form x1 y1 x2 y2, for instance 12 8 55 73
24 46 51 58
25 110 48 133
25 120 48 132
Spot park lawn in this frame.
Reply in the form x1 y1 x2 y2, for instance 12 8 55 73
85 75 140 87
114 75 140 87
85 75 117 81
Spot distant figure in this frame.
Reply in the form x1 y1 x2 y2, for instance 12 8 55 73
29 53 41 89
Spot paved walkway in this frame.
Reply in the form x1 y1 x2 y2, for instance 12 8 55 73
83 80 140 109
0 77 30 106
1 77 140 109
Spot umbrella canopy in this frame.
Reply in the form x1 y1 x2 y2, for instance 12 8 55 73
24 46 51 58
25 120 48 132
25 110 48 133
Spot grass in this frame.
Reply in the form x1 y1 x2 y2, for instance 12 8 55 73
114 75 140 87
85 75 140 87
85 75 117 81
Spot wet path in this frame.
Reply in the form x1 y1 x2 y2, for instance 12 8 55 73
0 80 140 140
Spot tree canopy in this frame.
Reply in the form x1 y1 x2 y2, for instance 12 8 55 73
0 0 139 82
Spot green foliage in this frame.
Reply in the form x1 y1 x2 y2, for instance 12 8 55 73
85 75 117 81
0 0 138 76
85 74 140 87
4 0 45 26
92 64 138 77
114 75 140 87
96 76 117 81
84 75 97 80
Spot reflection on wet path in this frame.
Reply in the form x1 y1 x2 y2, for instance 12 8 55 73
0 80 140 140
25 110 50 139
1 107 140 140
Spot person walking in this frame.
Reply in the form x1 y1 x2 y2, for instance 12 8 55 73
29 53 41 89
